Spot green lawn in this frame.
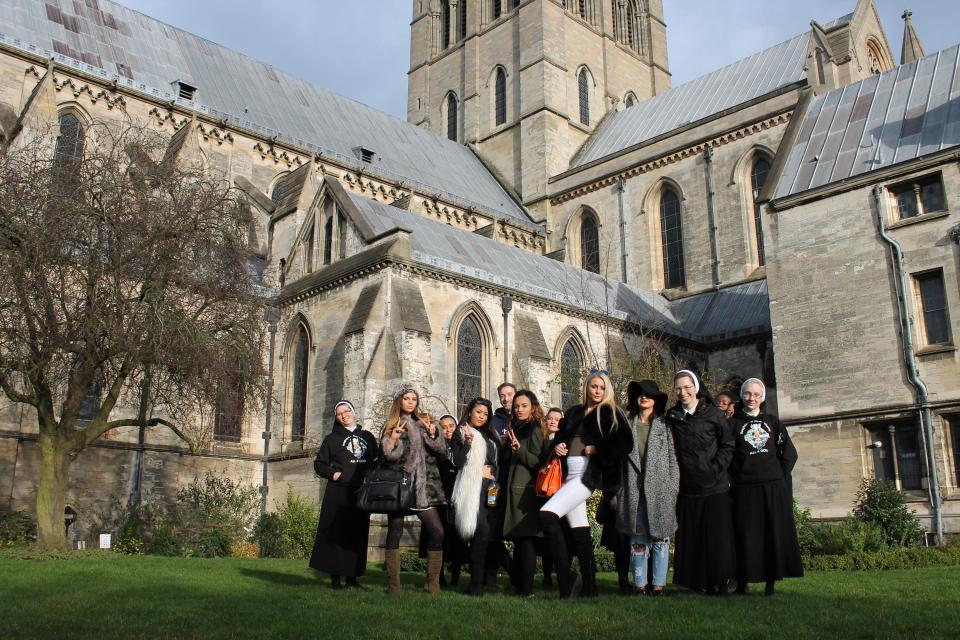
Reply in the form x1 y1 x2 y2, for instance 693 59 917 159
1 554 958 639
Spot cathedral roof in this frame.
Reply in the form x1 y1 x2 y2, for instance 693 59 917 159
345 192 770 344
570 31 810 169
773 43 960 200
0 0 534 228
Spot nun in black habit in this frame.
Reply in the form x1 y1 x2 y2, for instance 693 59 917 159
667 369 736 595
309 400 380 589
729 378 803 595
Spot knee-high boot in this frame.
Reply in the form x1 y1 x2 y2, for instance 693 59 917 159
570 527 597 597
539 512 574 598
384 548 401 595
424 550 443 594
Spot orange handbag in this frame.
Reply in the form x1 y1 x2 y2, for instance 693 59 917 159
536 452 563 497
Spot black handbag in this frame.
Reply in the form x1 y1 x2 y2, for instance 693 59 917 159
355 466 415 513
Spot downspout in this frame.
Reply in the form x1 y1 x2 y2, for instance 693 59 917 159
261 307 281 514
703 146 721 288
501 295 513 382
872 185 943 545
617 178 628 283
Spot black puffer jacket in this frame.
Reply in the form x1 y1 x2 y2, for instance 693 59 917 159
667 400 734 497
552 404 633 493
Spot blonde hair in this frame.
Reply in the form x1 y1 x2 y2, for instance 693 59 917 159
583 373 621 433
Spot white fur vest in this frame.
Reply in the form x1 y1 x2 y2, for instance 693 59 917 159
451 427 486 540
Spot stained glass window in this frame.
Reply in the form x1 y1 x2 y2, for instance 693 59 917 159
560 341 582 410
291 325 309 442
215 362 243 443
581 213 600 273
456 315 483 418
751 157 770 266
660 190 685 289
54 112 85 165
578 69 590 126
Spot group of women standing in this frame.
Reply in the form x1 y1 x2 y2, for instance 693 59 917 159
308 369 803 597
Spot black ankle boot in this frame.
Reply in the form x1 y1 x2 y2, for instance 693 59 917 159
539 512 574 598
765 580 776 596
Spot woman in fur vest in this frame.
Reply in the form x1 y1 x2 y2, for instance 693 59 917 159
449 397 500 596
538 372 632 598
501 390 548 597
729 378 803 596
668 369 736 595
380 383 449 595
309 400 380 589
614 380 679 595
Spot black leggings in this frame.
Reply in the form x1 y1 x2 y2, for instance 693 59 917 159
385 507 444 551
512 537 537 595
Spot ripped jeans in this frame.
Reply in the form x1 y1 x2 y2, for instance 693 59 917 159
630 496 670 588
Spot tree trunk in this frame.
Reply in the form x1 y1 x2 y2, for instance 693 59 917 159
36 432 71 550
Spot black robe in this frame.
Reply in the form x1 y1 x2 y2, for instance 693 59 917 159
308 422 380 577
728 406 803 583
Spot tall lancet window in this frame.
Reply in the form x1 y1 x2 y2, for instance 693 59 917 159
456 316 483 418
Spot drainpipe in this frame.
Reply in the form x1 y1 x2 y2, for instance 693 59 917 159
703 146 721 288
616 178 628 283
261 306 281 514
872 185 944 545
501 295 513 383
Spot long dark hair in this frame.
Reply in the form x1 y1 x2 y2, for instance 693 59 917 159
511 389 548 442
461 397 497 442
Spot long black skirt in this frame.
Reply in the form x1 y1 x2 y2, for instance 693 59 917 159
731 480 804 583
673 491 736 591
308 484 370 577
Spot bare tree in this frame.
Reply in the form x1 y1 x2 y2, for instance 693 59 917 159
0 120 264 549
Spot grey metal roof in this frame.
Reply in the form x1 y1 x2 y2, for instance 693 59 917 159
571 32 810 169
820 12 854 31
0 0 533 227
773 44 960 199
346 193 770 343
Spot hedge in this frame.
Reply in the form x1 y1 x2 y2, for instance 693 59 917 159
802 546 960 572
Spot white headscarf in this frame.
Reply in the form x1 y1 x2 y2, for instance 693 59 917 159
675 369 700 393
740 378 766 403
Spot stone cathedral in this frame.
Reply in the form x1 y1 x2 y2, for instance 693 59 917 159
1 0 958 541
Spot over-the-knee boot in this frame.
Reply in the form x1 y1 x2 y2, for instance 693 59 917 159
424 549 443 594
539 512 574 598
384 548 401 595
570 527 597 597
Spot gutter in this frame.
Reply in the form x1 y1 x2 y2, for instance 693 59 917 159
704 146 721 287
872 185 944 545
617 178 628 282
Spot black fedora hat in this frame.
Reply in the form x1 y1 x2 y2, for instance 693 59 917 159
627 379 668 416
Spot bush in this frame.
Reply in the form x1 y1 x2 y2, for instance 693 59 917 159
174 473 260 558
803 520 886 556
0 511 36 547
852 478 925 547
399 549 425 572
146 525 182 556
276 489 318 559
252 512 285 558
803 546 960 571
231 541 260 558
113 529 144 555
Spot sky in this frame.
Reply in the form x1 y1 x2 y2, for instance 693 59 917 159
116 0 960 120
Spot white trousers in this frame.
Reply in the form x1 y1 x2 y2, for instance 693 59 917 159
540 456 590 528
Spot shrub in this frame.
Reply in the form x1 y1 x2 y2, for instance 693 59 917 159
231 541 260 558
804 520 886 556
194 525 233 558
174 473 260 558
852 478 925 547
399 549 425 572
803 546 960 571
276 489 318 559
0 511 36 547
146 525 182 556
113 529 144 555
252 512 285 558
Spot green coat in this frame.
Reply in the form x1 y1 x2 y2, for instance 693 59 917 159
501 419 547 538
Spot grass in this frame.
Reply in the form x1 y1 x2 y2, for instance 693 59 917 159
1 552 959 639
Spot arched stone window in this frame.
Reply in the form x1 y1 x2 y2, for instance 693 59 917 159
866 38 891 75
270 174 288 203
337 208 348 259
559 340 583 410
580 212 600 273
446 92 459 141
290 324 310 442
214 360 244 443
624 91 637 108
494 67 507 126
323 216 334 265
660 189 685 289
750 156 771 266
54 111 85 185
456 315 483 418
577 68 590 126
441 1 451 49
613 0 644 54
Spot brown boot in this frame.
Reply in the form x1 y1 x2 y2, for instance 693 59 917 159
424 550 443 594
384 548 401 595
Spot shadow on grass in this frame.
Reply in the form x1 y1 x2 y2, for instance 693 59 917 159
237 567 323 587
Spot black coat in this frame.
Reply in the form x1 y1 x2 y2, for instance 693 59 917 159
667 400 734 497
309 422 380 576
552 404 633 493
728 407 798 493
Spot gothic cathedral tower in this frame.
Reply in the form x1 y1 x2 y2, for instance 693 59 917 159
408 1 670 221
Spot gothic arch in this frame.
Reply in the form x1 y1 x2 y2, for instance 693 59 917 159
575 65 595 126
54 104 91 166
553 327 589 408
269 171 290 203
443 91 459 141
732 145 774 269
641 178 687 290
612 0 646 55
563 205 603 273
865 36 893 75
486 65 509 129
446 301 497 416
282 314 313 443
623 91 638 108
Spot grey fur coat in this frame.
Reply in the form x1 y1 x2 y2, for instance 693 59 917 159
615 415 680 539
381 414 448 508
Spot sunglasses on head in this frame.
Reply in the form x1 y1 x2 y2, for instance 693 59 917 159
589 368 609 376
